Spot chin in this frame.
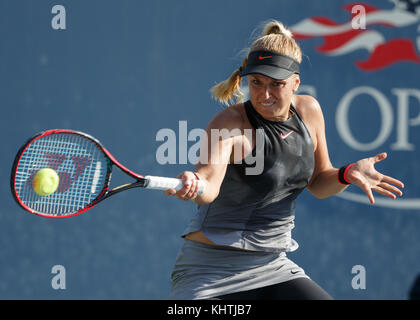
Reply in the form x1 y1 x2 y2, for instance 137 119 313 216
257 102 279 112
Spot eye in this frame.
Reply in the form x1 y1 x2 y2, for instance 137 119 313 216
251 79 261 85
273 81 285 87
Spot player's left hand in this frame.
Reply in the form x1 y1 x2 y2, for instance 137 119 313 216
345 152 405 204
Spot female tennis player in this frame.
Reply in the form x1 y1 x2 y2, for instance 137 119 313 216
165 20 404 300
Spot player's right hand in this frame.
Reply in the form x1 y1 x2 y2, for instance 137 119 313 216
164 171 200 201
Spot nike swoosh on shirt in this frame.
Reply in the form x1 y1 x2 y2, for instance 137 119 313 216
258 55 272 60
280 131 294 139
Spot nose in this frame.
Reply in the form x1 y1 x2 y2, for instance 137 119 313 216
262 86 272 100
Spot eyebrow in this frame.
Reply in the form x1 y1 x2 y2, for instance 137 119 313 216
250 75 286 84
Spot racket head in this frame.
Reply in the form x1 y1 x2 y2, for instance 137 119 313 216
11 129 112 218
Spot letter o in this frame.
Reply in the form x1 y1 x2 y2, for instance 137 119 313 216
336 86 393 151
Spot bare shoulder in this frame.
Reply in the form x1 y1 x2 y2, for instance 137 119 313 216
293 94 323 120
206 103 246 131
292 95 324 150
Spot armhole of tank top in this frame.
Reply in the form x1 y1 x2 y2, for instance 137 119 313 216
290 103 315 153
243 100 258 130
239 101 259 161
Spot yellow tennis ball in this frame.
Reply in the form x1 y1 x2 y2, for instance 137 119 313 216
33 168 60 196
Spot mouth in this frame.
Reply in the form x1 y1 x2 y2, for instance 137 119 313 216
261 101 275 107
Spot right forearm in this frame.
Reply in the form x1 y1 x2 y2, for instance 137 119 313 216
191 172 219 205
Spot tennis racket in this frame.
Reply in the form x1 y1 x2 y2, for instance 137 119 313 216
11 129 205 218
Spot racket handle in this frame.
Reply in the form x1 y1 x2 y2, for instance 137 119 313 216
144 176 205 195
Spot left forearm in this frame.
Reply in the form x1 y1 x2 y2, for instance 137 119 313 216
307 168 349 199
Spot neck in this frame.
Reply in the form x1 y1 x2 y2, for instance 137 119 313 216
269 106 293 122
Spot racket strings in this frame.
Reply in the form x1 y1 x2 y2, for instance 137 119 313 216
14 133 108 216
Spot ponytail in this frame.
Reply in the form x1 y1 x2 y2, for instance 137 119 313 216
210 57 248 106
262 20 293 38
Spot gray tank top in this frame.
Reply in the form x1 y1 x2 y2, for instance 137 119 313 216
182 100 315 252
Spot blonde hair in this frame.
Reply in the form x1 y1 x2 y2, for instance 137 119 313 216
211 20 302 106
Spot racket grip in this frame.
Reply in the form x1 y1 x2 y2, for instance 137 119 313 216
144 176 205 195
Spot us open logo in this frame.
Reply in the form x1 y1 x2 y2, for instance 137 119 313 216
290 0 420 71
290 0 420 209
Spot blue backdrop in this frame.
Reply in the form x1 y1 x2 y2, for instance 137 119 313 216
1 0 419 299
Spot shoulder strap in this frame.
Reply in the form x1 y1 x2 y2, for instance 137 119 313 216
243 100 263 129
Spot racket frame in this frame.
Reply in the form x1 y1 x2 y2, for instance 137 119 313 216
11 129 149 218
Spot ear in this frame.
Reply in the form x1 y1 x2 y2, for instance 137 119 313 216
293 75 300 92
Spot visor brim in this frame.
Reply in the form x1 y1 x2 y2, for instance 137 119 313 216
240 65 297 80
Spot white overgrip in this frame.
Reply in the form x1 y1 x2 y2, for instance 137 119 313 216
144 176 205 195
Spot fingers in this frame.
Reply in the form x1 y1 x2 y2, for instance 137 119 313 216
164 171 199 201
373 152 387 163
361 184 375 204
178 178 199 201
372 185 397 200
378 182 403 197
185 179 199 199
369 180 403 202
357 178 403 205
177 176 196 201
381 175 405 189
164 188 177 196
